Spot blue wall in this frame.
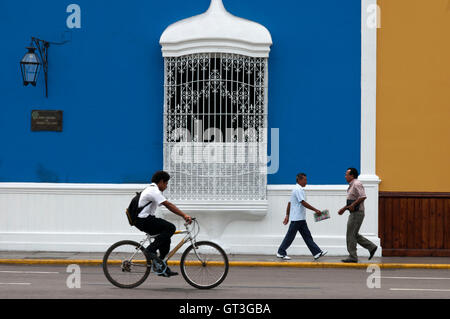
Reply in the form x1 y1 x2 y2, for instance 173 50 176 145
0 0 361 185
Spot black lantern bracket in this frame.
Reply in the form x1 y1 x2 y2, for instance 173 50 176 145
21 33 71 98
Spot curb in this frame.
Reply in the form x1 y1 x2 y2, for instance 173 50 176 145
1 259 449 269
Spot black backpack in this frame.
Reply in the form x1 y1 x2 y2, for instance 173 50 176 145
125 191 152 226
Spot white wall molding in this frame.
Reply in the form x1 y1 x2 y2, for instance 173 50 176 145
268 185 348 196
0 183 145 195
0 183 380 257
161 40 271 58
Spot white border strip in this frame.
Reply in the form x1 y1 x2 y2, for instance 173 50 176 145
0 183 349 194
390 288 450 292
361 0 380 182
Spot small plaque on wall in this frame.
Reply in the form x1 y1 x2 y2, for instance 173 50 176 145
31 110 63 132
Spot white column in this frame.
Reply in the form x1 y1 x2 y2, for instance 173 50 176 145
360 0 380 183
359 0 381 256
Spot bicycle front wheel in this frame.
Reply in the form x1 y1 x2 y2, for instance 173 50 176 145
180 241 229 289
102 240 150 289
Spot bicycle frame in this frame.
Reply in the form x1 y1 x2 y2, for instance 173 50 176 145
164 229 191 261
132 219 199 264
103 217 228 290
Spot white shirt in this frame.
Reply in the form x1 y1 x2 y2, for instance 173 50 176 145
137 183 167 218
289 184 306 221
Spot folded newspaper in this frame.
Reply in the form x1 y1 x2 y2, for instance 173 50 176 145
314 209 330 222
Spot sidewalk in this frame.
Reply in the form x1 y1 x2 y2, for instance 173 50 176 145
1 251 449 269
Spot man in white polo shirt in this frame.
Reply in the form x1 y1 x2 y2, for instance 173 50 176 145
277 173 327 260
135 170 192 277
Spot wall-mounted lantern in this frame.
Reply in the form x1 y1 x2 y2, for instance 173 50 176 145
20 46 41 87
20 38 49 97
20 36 69 98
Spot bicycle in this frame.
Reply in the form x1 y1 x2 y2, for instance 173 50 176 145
102 217 229 289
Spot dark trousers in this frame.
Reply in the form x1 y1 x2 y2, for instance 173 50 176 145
278 220 321 257
135 216 176 260
346 211 377 261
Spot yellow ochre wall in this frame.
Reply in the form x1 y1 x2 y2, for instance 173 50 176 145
376 0 450 192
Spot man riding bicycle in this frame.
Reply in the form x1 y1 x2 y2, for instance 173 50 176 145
134 170 192 277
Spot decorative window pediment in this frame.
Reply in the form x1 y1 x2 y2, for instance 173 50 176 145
160 0 272 57
160 0 272 204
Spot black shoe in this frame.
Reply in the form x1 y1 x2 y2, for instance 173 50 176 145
158 267 178 277
341 258 358 263
368 247 377 260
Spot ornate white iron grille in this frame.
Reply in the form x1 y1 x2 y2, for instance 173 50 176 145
163 53 267 201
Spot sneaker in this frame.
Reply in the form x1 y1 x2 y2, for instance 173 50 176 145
314 250 328 260
158 267 178 277
276 253 291 260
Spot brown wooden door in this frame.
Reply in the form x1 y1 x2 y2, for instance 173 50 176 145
379 192 450 256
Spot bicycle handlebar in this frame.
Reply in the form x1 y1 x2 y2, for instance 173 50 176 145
184 217 197 227
184 217 199 238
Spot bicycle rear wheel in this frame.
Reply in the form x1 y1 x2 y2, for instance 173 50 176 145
180 241 229 289
102 240 150 289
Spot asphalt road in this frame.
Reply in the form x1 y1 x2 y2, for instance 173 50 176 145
1 264 450 300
